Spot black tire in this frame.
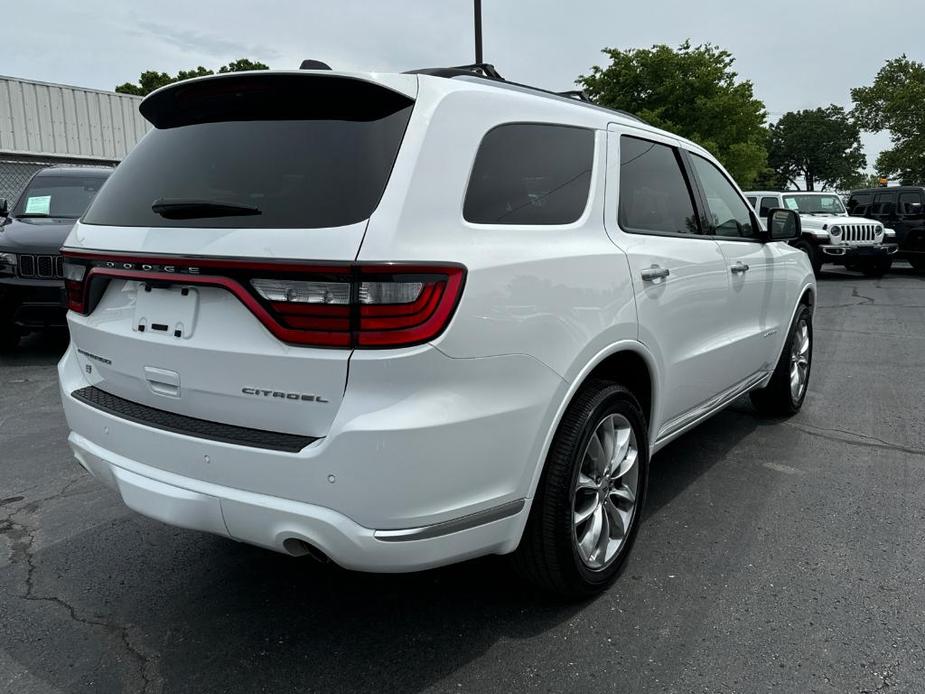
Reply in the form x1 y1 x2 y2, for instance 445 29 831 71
909 255 925 273
0 322 20 352
860 258 892 277
750 304 812 416
793 239 821 276
513 379 649 599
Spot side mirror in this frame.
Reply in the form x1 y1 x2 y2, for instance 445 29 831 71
0 199 8 217
766 208 801 241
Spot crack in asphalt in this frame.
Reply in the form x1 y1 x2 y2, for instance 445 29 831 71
818 287 877 310
0 482 161 693
785 422 925 459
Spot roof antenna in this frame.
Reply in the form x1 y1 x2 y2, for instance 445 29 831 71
474 0 483 64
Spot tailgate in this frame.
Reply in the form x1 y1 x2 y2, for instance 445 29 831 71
60 71 418 439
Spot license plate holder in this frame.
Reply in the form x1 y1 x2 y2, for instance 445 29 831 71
133 284 199 339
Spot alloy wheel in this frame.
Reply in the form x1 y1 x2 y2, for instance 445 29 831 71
790 318 810 401
572 413 640 570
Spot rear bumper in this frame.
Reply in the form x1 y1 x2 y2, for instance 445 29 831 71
59 341 565 571
68 431 527 572
820 243 897 258
0 278 67 329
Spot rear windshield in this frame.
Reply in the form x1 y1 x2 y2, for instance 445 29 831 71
14 174 110 219
83 74 414 229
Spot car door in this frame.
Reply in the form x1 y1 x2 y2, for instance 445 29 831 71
685 152 788 385
605 127 731 431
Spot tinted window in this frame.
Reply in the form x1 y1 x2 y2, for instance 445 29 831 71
873 191 898 216
746 196 757 208
759 196 779 217
689 155 756 238
464 124 594 225
847 193 873 215
13 174 110 219
84 75 414 229
899 192 924 215
618 136 699 235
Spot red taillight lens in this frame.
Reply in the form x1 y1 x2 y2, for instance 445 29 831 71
248 266 465 348
60 252 466 349
355 267 465 347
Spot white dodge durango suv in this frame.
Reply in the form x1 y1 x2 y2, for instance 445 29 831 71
58 67 815 597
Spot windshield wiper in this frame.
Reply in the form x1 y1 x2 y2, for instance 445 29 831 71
151 198 262 219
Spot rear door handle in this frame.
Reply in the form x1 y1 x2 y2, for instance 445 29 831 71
640 265 670 281
731 262 750 274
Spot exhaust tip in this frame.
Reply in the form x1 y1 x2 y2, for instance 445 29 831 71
282 537 331 563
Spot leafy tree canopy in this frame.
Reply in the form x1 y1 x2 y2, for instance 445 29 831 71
852 56 925 184
579 41 768 186
767 105 866 191
115 58 269 96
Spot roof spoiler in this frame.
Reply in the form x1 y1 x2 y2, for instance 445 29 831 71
299 60 332 70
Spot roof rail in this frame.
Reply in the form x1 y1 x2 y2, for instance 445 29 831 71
405 64 646 124
556 89 592 103
405 63 504 80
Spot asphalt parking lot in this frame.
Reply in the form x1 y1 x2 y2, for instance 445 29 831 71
1 263 924 694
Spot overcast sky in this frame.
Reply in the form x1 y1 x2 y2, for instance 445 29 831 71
5 0 916 172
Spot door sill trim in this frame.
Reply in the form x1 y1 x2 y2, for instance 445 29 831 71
654 370 768 448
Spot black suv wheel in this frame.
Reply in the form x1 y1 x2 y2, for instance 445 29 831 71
750 304 812 416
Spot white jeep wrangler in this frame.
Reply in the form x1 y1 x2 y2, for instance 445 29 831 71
745 191 898 276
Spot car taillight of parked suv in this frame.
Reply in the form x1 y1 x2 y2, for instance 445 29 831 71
58 66 815 597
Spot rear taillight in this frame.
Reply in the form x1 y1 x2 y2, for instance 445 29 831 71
60 252 466 349
62 260 87 313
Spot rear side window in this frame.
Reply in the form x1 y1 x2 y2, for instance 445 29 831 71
464 123 594 225
83 75 414 229
759 196 779 217
618 136 699 235
746 196 757 208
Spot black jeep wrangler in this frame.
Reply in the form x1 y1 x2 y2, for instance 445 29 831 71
847 186 925 272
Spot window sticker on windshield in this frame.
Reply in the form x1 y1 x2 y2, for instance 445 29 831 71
784 198 799 211
24 195 51 215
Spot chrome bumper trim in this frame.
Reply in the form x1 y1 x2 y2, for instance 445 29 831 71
374 499 526 542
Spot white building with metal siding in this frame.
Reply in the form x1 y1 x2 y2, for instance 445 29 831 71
0 75 150 202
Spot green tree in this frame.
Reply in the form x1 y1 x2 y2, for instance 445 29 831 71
767 106 866 191
579 41 768 186
852 56 925 184
115 59 269 96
